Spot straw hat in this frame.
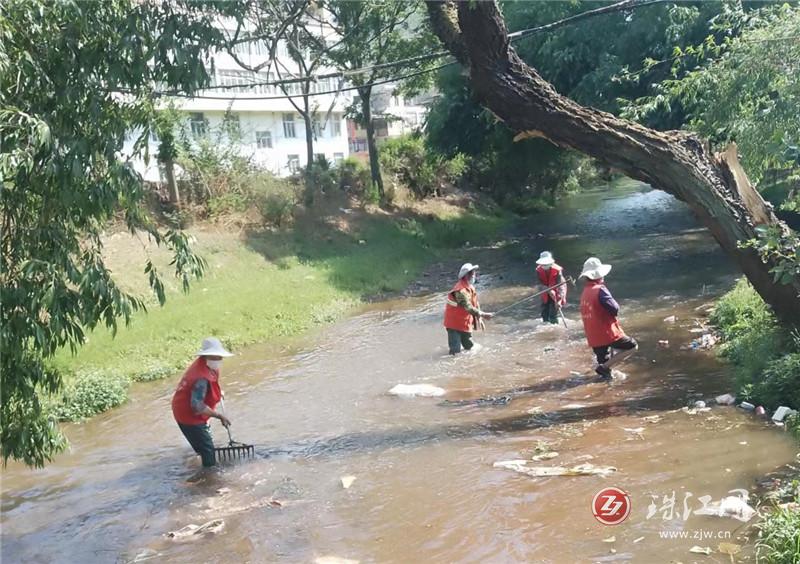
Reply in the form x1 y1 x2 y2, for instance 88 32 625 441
579 257 612 280
195 337 234 357
536 251 555 266
458 263 479 279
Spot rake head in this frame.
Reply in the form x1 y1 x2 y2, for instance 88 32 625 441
214 441 255 462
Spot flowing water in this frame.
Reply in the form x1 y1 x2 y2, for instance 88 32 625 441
2 181 798 564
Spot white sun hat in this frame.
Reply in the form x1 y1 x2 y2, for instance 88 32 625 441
536 251 555 266
195 337 234 357
579 257 612 280
458 262 479 279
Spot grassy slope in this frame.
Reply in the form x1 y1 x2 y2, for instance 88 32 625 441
52 200 508 389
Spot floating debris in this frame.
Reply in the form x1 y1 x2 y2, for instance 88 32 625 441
493 460 617 477
388 384 445 397
341 476 356 489
689 546 713 555
166 519 225 540
531 452 559 462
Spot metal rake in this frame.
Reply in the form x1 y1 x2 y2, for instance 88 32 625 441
213 399 255 462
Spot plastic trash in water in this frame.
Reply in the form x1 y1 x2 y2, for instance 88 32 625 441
715 393 736 406
772 406 797 423
739 402 755 411
388 384 446 397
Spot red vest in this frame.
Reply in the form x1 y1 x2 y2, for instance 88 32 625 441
172 357 222 425
536 264 566 304
580 279 625 347
443 279 479 332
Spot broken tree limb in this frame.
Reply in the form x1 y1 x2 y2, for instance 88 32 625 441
425 0 800 322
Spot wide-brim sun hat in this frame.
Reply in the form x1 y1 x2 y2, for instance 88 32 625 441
196 337 234 357
580 257 612 280
458 262 479 279
536 251 555 266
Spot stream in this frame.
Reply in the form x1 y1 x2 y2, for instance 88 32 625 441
2 180 798 563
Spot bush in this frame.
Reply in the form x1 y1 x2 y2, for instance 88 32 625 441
756 495 800 564
711 279 799 411
338 157 372 194
751 353 800 411
55 372 130 421
252 174 299 228
380 134 468 199
303 156 337 205
711 279 784 381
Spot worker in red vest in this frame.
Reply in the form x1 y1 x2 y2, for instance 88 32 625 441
172 337 233 468
579 257 638 379
444 263 494 354
535 251 567 324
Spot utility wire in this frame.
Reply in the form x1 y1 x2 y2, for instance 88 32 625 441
145 0 675 101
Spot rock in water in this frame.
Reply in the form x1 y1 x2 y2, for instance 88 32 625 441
388 384 445 397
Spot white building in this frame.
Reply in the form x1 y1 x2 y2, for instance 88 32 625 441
349 85 433 154
125 34 351 183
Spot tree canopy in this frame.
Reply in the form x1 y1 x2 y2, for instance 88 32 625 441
0 0 213 466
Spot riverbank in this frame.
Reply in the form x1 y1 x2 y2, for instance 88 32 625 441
710 279 800 563
50 193 509 421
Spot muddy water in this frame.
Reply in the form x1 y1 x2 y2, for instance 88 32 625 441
2 181 798 564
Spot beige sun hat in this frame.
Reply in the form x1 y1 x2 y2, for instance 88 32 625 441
458 263 479 279
195 337 234 357
536 251 555 266
579 257 612 280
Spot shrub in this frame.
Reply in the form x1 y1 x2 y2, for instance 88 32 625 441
55 372 130 421
253 174 299 228
755 495 800 564
751 353 800 410
380 134 468 199
304 156 337 205
338 157 372 194
711 279 800 413
711 279 784 380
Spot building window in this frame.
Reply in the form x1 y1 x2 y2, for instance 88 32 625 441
333 152 344 164
283 114 296 138
312 119 323 138
149 129 159 143
332 119 342 137
256 131 272 149
189 112 206 138
287 154 300 173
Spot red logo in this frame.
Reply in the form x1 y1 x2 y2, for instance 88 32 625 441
592 487 631 525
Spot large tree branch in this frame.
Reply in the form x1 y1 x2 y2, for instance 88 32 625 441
426 0 800 321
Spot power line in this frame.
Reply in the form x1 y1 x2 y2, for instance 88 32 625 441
146 0 675 102
152 61 455 101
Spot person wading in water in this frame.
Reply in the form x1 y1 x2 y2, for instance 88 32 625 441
443 263 494 354
535 251 567 324
578 257 638 380
172 337 233 469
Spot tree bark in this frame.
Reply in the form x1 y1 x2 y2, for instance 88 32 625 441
360 86 385 200
426 0 800 322
163 158 179 206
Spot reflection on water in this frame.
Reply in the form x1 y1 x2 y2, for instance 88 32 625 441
2 181 797 563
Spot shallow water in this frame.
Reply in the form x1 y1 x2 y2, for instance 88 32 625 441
2 181 797 563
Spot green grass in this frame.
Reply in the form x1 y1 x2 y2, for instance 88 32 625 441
49 206 508 420
756 494 800 564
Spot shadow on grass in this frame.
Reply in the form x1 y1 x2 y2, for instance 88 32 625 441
242 204 509 298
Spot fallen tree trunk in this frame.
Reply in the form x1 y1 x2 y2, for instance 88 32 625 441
426 0 800 322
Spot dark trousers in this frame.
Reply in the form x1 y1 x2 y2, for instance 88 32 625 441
541 301 560 324
447 329 474 354
178 422 216 467
593 336 638 364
